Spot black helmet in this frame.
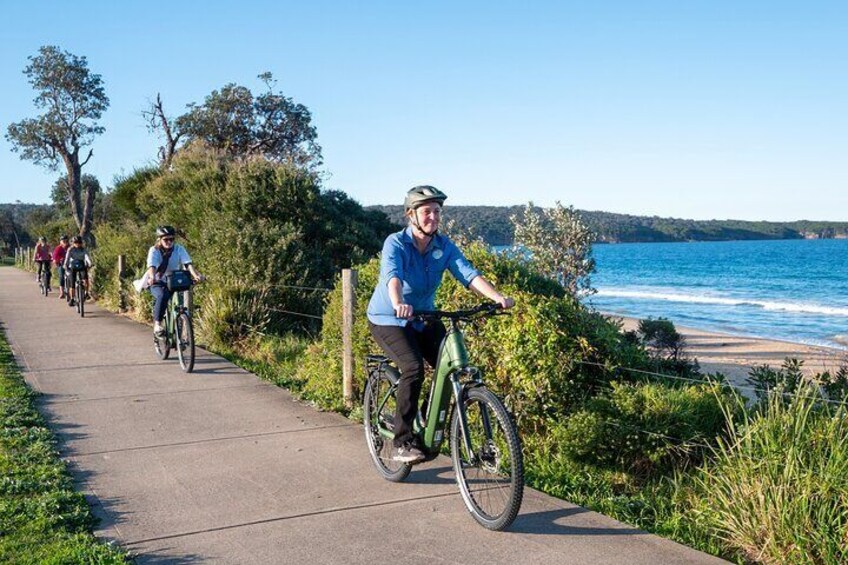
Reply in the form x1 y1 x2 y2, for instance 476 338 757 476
404 185 447 212
156 225 176 238
71 235 83 244
38 236 46 243
59 234 69 241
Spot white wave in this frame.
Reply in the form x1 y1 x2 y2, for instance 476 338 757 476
596 288 848 317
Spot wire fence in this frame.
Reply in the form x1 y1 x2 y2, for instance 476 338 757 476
575 360 848 407
267 307 324 321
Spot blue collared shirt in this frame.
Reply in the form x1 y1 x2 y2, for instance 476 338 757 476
367 227 481 327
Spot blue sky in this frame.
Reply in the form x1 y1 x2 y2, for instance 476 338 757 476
1 1 846 221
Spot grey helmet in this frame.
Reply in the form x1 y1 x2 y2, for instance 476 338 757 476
404 185 447 212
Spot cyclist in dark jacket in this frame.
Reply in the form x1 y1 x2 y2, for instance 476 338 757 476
63 236 92 307
366 186 514 463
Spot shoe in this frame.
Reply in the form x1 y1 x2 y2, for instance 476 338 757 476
68 299 75 307
153 324 165 337
394 442 425 463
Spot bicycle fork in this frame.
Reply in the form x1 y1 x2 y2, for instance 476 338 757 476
449 370 492 465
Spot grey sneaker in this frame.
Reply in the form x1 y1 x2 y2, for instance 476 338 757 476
394 443 425 463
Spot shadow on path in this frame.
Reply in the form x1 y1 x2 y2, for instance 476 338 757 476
510 507 646 536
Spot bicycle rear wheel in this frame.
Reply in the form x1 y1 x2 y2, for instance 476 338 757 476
363 371 411 482
176 311 195 373
450 386 523 531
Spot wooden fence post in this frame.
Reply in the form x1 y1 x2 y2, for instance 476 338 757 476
117 255 126 311
342 268 358 408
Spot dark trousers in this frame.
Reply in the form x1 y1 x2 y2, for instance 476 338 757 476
369 320 446 447
68 267 88 289
149 284 174 323
36 261 51 286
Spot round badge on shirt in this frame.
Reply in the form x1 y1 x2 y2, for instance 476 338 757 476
433 249 443 260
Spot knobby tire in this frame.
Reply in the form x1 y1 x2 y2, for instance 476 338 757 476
363 372 411 482
450 386 523 531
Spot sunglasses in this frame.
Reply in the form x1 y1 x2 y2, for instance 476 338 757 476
161 237 175 242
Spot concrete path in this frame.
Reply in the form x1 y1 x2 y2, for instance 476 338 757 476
0 267 727 564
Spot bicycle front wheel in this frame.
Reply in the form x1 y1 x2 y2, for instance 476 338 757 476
76 281 85 317
176 312 195 373
154 314 170 360
363 372 411 482
450 386 524 531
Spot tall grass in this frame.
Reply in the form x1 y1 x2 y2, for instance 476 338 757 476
694 386 848 564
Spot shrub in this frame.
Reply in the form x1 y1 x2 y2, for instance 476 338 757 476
511 202 596 298
556 381 734 476
817 364 848 402
746 358 805 403
93 145 395 347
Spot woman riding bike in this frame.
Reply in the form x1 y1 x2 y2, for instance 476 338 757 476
366 185 515 463
34 237 52 290
144 226 204 336
53 235 70 298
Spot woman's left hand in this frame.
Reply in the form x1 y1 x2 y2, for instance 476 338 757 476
497 296 515 309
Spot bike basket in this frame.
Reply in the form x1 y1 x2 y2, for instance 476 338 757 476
70 259 85 271
166 270 192 292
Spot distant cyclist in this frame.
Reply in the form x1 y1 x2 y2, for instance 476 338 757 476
366 185 515 463
52 235 70 299
63 236 92 307
145 226 204 336
34 237 52 290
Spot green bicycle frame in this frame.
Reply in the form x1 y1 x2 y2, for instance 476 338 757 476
417 323 479 452
165 290 188 337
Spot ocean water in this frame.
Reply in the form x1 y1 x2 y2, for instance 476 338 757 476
585 239 848 349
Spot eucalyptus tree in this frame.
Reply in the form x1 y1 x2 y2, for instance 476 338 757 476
6 45 109 243
146 73 322 170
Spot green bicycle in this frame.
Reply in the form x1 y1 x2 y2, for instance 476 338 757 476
153 271 197 373
364 303 524 531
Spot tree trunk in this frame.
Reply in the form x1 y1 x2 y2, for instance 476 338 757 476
81 169 96 246
63 153 96 245
64 156 84 232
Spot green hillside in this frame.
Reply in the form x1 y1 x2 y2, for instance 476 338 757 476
368 205 848 245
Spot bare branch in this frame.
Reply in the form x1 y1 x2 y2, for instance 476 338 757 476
80 148 94 167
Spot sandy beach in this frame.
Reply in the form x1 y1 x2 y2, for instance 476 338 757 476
613 316 847 386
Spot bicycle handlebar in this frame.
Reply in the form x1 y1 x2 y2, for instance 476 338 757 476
411 302 505 322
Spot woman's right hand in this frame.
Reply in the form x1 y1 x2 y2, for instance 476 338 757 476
394 303 414 319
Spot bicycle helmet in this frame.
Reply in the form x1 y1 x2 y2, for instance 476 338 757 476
59 234 69 241
71 235 83 244
404 185 447 212
156 225 176 238
38 236 46 243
